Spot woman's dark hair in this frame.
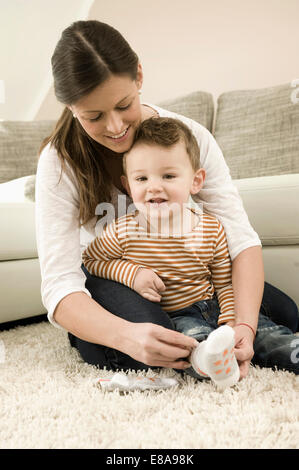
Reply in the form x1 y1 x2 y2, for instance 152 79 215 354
40 20 139 225
52 20 139 104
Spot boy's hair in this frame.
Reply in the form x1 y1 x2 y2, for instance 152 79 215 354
123 117 200 174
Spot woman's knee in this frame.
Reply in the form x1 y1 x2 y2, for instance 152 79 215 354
253 321 299 374
262 282 299 333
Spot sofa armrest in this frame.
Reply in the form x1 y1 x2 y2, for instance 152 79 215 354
233 173 299 246
0 202 37 260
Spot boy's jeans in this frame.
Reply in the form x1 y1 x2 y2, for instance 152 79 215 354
171 298 299 378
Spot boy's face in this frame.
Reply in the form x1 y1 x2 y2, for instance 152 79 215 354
123 140 205 217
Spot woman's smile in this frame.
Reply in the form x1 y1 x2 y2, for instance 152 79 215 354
104 126 130 144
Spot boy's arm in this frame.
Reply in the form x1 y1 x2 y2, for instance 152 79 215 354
82 221 141 289
209 222 235 325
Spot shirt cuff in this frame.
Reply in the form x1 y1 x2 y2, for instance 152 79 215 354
217 310 235 326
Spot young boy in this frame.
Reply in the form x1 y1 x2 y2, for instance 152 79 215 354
82 117 240 389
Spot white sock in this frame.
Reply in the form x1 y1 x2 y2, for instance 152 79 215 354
97 373 179 391
190 325 240 389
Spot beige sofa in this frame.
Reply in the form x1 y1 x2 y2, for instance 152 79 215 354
0 82 298 325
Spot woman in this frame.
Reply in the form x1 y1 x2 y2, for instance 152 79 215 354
36 20 298 380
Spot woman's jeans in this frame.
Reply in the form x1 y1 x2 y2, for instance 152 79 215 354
68 268 299 376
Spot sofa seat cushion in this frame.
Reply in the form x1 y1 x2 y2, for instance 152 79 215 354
234 173 299 246
214 83 299 179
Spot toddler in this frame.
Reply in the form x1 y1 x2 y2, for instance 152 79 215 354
82 117 240 389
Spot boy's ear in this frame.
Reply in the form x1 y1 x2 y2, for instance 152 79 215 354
120 175 131 196
190 168 205 195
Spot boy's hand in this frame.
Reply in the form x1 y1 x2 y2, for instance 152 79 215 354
133 268 166 302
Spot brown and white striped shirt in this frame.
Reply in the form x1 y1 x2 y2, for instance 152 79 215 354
82 209 235 325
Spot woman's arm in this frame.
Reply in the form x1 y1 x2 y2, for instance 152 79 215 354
232 246 264 330
53 291 197 369
231 245 264 378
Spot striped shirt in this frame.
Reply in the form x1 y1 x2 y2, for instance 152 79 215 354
82 209 235 325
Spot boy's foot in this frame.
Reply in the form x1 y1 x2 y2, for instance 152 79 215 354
190 325 240 389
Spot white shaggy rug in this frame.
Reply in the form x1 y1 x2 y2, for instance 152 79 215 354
0 321 298 449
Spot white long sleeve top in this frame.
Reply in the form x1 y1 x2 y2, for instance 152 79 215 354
35 103 261 328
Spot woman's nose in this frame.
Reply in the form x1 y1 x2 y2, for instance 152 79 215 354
105 112 123 135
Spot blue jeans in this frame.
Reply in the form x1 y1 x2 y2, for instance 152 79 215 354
68 268 299 375
261 282 298 333
171 298 299 378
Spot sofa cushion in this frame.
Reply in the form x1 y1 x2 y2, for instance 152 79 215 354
234 173 299 246
158 91 214 132
214 83 299 179
0 120 55 183
0 175 35 202
0 202 37 260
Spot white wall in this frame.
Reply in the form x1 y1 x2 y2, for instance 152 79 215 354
86 0 299 103
2 0 298 121
0 0 93 120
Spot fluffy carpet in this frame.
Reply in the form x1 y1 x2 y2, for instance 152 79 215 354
0 321 298 449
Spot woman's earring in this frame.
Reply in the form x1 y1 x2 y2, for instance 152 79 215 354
138 91 142 95
73 114 77 118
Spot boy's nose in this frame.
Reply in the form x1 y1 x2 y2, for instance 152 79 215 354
147 179 163 193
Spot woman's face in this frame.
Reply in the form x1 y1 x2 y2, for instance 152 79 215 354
70 68 143 154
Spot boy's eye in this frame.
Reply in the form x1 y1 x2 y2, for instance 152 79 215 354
136 176 147 182
164 174 176 179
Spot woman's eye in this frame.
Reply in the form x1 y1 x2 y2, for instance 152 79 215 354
89 114 102 122
117 103 131 111
136 177 147 182
88 103 131 122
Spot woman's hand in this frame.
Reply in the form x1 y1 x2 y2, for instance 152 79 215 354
121 321 198 369
133 268 166 302
233 324 255 379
